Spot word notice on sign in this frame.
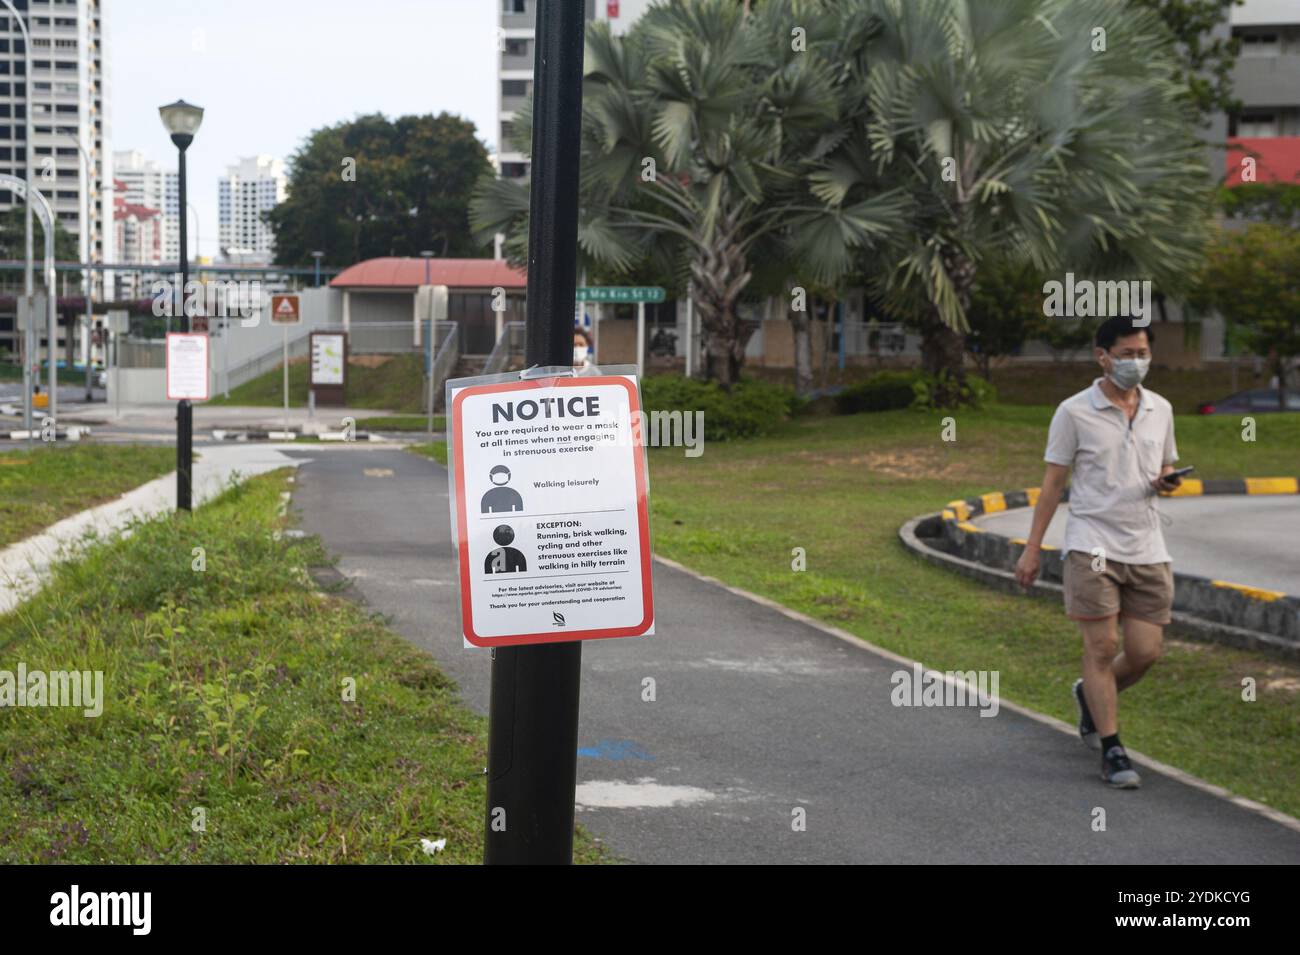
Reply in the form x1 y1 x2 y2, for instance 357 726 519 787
165 332 209 401
448 374 654 647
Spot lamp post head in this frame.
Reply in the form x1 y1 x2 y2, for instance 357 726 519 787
159 100 204 150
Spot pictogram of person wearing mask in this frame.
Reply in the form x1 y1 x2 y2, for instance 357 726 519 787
484 524 527 574
480 465 523 513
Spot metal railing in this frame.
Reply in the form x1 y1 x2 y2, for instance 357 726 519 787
341 321 421 355
217 321 431 393
431 321 460 410
225 330 312 391
483 321 526 374
116 337 166 369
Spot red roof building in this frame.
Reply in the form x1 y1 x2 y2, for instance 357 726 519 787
329 257 526 354
1225 137 1300 186
330 257 526 290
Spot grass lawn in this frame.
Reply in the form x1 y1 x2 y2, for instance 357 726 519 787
0 443 176 548
408 442 448 465
0 364 95 386
212 354 428 413
647 404 1300 818
0 468 605 863
356 415 445 432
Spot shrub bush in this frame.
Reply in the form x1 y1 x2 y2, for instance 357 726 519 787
910 370 998 410
640 375 796 441
833 371 920 414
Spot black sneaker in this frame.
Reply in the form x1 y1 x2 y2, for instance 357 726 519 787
1102 745 1141 789
1072 679 1100 750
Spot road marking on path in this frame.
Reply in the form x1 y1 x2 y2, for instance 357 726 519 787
653 553 1300 836
576 778 716 810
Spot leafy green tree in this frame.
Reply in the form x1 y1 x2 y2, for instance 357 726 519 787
1193 223 1300 408
0 205 78 262
964 259 1043 380
472 0 905 387
837 0 1211 403
1128 0 1243 122
268 113 493 267
1217 182 1300 227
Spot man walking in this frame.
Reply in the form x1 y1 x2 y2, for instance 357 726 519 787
1014 317 1183 789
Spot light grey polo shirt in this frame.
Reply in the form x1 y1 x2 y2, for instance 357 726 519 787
1044 379 1178 565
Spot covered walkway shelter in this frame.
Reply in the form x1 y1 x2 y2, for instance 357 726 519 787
329 257 526 356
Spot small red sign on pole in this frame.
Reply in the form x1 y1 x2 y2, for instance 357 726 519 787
270 293 301 324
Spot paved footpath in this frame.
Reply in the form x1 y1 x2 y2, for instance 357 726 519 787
289 447 1300 864
0 444 302 615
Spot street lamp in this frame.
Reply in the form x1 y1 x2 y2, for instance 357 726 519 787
311 250 324 288
64 135 95 402
159 98 203 512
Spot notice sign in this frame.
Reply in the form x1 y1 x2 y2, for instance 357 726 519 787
165 332 209 401
449 374 654 647
311 333 345 385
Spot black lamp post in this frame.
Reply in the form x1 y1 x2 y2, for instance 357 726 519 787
159 99 204 511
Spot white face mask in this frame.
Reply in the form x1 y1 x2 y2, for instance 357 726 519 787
574 346 589 365
1107 355 1150 390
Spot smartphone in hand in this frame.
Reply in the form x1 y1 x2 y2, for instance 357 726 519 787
1158 465 1195 488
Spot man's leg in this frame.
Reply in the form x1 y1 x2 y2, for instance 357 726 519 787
1078 616 1120 737
1114 616 1163 691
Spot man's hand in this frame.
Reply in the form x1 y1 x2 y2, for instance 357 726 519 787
1014 545 1041 591
1152 467 1181 494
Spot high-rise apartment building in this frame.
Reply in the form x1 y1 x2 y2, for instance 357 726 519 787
217 154 286 265
0 0 112 270
496 0 654 180
113 148 177 264
1225 0 1300 184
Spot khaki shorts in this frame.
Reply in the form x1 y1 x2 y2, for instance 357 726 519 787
1062 551 1174 625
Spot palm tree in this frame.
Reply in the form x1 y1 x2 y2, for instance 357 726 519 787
471 0 905 387
838 0 1211 389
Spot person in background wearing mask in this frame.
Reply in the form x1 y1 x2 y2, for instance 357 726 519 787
573 328 594 373
1014 316 1183 790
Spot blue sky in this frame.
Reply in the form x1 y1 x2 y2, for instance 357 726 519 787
110 0 498 258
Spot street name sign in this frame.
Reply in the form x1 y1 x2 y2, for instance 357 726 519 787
575 286 665 304
448 372 654 647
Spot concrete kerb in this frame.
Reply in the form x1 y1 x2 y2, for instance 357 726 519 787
211 429 381 442
906 478 1300 657
0 445 305 617
0 427 92 441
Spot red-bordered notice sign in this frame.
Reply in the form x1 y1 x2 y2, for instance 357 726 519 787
448 373 654 647
165 332 209 401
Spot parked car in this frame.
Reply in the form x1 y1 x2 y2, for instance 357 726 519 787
1197 388 1300 414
